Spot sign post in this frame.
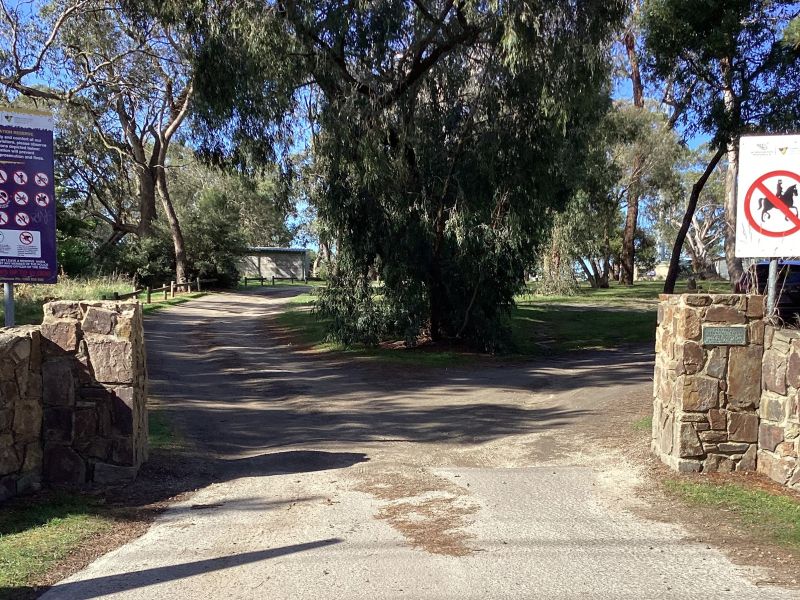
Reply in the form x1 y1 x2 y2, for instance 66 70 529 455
0 109 57 326
736 134 800 318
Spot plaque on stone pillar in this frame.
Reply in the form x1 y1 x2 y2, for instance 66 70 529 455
702 326 748 346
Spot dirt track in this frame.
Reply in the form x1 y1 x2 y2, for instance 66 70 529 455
40 288 797 599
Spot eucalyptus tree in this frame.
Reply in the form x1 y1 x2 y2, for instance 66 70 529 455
0 0 196 281
644 0 800 288
187 1 626 348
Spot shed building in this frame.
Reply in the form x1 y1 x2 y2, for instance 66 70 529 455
239 247 309 281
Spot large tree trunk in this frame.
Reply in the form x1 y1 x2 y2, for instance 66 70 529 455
664 148 725 293
620 30 645 286
134 165 158 237
721 58 743 288
155 168 188 284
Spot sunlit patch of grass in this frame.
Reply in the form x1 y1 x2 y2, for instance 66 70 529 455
664 480 800 551
0 493 113 598
140 292 206 314
632 416 653 431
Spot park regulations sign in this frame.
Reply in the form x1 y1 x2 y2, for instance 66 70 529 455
736 134 800 258
0 109 57 283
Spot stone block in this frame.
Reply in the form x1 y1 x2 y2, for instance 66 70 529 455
761 394 785 423
749 320 765 345
699 430 727 443
111 386 135 435
112 438 134 465
43 445 86 485
679 412 707 422
727 346 762 409
73 408 97 441
705 305 746 324
681 310 701 341
0 409 11 431
92 462 138 486
759 423 785 452
85 337 133 384
21 442 42 472
746 296 765 318
708 409 727 430
0 436 20 475
718 442 750 453
684 295 712 307
705 347 727 379
711 294 744 307
43 407 73 443
777 441 796 457
757 451 793 485
678 423 704 458
681 376 719 412
659 412 674 456
703 454 734 473
788 345 800 389
42 360 74 406
762 349 787 395
0 475 16 501
15 470 41 494
728 412 759 443
44 302 83 320
682 341 704 374
82 307 116 335
40 320 80 353
737 444 758 471
12 401 42 442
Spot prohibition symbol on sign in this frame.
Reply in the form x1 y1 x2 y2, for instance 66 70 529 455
19 231 33 245
14 212 29 227
13 191 28 206
0 170 7 184
0 211 8 226
34 172 49 187
744 170 800 238
13 171 27 185
0 191 8 208
34 192 50 207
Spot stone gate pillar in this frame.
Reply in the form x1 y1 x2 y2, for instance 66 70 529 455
652 294 764 473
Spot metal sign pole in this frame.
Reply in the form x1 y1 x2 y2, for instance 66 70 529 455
4 282 14 327
766 258 779 318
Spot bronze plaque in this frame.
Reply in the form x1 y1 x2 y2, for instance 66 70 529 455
702 326 747 346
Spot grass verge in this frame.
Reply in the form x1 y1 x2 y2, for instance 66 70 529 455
664 479 800 551
0 493 114 599
148 408 186 451
140 292 206 314
632 416 653 432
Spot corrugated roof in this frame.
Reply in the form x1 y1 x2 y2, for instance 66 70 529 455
245 247 308 254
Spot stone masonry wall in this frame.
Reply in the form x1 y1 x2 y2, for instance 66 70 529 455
40 301 148 487
653 294 764 473
0 327 42 501
758 327 800 489
0 300 147 502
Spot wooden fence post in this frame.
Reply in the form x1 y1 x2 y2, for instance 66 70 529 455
146 286 152 304
244 277 247 287
112 291 119 301
170 281 175 298
163 283 168 300
272 276 275 286
197 276 202 292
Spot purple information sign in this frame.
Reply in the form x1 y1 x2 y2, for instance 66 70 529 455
0 110 57 283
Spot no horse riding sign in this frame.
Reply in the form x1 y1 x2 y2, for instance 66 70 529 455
736 134 800 257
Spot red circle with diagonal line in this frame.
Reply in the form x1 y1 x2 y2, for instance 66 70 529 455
744 170 800 238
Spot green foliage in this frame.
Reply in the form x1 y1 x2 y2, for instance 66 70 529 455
643 0 800 142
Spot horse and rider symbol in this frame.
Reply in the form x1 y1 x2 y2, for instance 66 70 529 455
745 170 800 238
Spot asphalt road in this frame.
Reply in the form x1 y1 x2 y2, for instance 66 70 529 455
41 288 796 599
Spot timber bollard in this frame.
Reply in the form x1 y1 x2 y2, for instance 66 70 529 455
197 276 202 292
163 283 168 300
113 291 120 301
244 277 248 287
272 276 275 286
170 281 175 298
146 286 152 304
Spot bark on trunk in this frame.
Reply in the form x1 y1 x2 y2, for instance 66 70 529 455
620 30 645 286
721 58 743 288
155 168 188 283
664 148 725 294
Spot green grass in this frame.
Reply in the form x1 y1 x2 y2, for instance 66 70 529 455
632 416 653 431
140 292 206 314
239 278 327 290
148 408 186 451
664 480 800 551
0 493 114 598
1 275 135 326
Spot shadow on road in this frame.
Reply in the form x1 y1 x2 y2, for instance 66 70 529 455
31 539 342 600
